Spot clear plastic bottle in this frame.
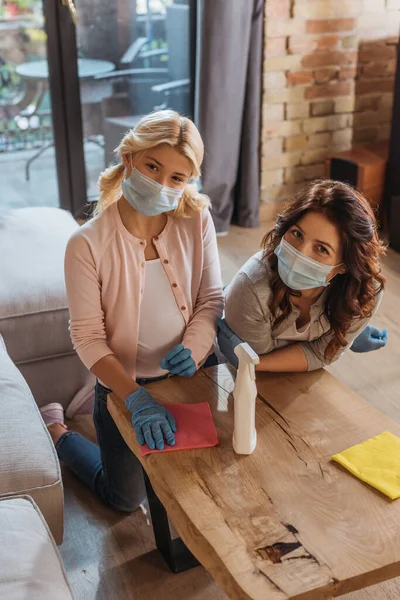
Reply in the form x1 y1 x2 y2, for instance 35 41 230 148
232 343 260 455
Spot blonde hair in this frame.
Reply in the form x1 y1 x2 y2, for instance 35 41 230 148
94 110 209 218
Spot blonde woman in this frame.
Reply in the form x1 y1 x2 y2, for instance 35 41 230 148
40 110 224 512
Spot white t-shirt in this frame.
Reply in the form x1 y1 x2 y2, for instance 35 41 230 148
136 258 186 378
275 320 311 342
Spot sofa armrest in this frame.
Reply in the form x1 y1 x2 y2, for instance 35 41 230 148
0 335 64 543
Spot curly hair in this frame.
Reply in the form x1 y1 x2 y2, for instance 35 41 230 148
261 180 386 362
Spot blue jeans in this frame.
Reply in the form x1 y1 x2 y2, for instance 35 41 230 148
56 353 219 512
57 380 146 511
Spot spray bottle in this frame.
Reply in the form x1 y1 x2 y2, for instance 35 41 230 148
232 343 260 455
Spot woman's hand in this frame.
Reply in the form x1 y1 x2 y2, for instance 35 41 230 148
350 325 388 353
217 318 243 368
125 387 176 451
160 344 196 376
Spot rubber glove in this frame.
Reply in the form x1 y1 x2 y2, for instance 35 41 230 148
217 318 244 369
350 325 388 353
160 344 196 376
125 387 176 451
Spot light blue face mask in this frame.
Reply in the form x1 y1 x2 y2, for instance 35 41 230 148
121 168 184 216
274 237 342 290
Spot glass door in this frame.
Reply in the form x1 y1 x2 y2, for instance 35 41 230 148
0 0 60 212
72 0 196 205
2 0 197 216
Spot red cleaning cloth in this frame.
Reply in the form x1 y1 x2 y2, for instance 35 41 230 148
140 402 219 456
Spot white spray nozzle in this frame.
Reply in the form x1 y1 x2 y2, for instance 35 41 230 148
234 342 259 366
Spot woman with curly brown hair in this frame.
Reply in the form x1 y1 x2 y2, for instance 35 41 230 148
219 179 387 372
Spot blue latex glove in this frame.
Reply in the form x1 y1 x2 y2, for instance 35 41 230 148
217 318 244 369
125 387 176 451
160 344 196 376
350 325 388 353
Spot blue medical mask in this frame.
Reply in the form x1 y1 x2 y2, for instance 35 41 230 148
274 237 342 290
121 167 184 216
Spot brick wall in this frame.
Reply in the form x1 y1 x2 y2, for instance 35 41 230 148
261 0 400 209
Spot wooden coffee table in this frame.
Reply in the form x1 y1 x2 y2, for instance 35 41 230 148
108 365 400 600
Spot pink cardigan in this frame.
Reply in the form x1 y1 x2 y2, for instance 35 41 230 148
64 202 224 380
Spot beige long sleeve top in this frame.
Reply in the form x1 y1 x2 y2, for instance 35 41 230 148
64 202 224 380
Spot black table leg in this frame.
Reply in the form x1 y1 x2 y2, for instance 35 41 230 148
142 469 200 574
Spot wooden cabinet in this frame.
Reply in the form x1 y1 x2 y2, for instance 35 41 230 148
326 141 388 225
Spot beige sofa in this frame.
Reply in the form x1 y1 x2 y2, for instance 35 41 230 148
0 206 85 597
0 205 93 547
0 206 94 410
0 496 73 599
0 334 64 543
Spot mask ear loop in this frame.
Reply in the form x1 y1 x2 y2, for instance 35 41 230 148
328 262 346 285
127 149 147 175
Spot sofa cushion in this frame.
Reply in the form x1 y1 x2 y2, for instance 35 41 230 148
0 335 64 543
17 353 94 411
0 496 73 599
0 206 79 364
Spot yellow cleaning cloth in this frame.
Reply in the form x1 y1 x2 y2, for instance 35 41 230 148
332 431 400 500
